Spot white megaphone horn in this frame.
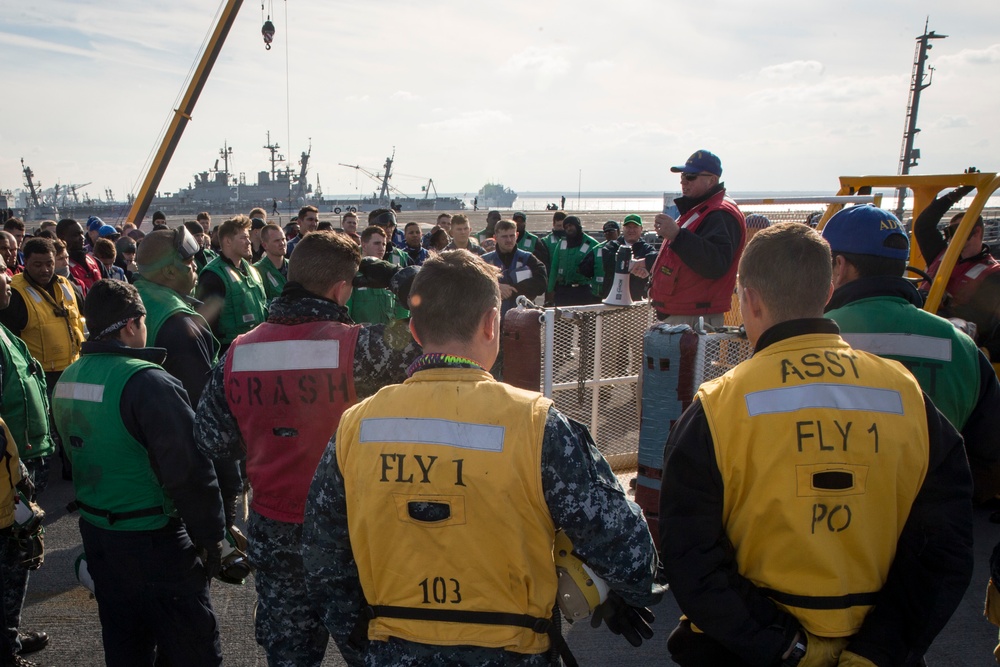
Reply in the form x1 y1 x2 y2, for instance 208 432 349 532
603 244 641 307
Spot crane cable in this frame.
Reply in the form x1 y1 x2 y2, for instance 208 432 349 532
123 0 227 223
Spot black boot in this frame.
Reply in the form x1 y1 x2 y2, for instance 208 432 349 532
17 631 48 655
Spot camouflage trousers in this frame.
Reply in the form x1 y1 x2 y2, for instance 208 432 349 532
23 455 51 497
247 511 330 667
0 533 28 658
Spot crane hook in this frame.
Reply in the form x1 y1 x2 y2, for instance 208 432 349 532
262 19 275 50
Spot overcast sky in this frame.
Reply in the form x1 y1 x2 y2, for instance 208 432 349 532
3 0 999 203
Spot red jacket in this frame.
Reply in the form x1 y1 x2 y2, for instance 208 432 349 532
924 248 1000 307
649 191 745 316
70 254 103 295
225 319 359 523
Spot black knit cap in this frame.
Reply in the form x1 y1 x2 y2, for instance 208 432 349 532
85 279 146 341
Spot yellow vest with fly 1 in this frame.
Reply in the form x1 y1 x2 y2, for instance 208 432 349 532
337 366 557 653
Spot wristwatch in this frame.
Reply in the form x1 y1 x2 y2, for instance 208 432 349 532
781 634 808 666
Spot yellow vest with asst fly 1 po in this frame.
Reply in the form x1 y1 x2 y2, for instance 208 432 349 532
698 332 928 637
337 366 558 654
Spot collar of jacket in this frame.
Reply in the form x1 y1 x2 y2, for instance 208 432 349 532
80 339 168 364
826 275 923 312
754 318 840 354
674 182 726 215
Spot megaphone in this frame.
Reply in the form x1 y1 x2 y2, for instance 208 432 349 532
603 244 640 307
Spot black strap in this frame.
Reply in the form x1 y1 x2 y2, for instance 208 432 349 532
368 605 551 632
760 587 879 610
367 605 578 667
66 499 165 526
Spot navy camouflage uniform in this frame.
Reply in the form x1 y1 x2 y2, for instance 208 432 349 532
301 355 659 667
194 287 419 667
0 457 32 660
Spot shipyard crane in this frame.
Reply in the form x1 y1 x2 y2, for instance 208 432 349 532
339 150 437 206
421 179 439 200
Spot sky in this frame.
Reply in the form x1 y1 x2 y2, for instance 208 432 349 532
2 0 1000 204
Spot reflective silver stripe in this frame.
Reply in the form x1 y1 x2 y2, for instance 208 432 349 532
54 382 105 403
231 339 341 372
966 263 990 280
359 418 505 452
24 286 42 303
681 212 702 229
842 333 952 362
745 384 904 416
59 282 74 302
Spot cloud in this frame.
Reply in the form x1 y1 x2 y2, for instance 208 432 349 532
346 95 371 103
581 122 685 149
758 60 824 80
745 74 899 109
0 31 98 60
583 59 615 76
928 115 972 130
419 110 512 134
500 46 572 90
391 91 419 102
937 44 1000 67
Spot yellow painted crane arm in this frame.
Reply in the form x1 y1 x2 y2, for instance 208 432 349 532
126 0 245 226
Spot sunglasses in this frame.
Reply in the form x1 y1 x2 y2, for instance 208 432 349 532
682 172 711 182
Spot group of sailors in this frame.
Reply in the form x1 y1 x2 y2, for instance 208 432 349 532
0 149 997 667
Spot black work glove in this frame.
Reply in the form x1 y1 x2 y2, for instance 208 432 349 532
390 265 419 309
946 185 975 204
223 495 239 528
353 257 398 289
589 590 655 647
15 463 35 503
198 540 225 583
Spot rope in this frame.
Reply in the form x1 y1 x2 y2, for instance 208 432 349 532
284 0 291 214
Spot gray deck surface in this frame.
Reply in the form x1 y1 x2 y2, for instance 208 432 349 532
19 472 1000 665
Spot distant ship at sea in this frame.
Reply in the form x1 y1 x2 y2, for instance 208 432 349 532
150 133 319 215
477 182 517 209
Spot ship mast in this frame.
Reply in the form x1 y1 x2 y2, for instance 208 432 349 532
20 159 41 208
219 141 233 183
295 140 311 199
264 131 285 182
895 18 946 220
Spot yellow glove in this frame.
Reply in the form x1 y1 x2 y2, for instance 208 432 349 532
986 579 1000 627
798 631 848 667
838 650 877 666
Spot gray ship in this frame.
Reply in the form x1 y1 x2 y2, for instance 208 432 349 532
150 133 318 216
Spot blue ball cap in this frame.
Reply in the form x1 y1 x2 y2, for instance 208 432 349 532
670 149 722 176
98 225 119 238
87 216 104 232
821 205 909 261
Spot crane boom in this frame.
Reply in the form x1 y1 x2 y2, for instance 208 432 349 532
125 0 245 226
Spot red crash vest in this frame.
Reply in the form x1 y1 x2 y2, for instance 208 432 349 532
649 191 745 316
924 251 1000 307
224 319 360 523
